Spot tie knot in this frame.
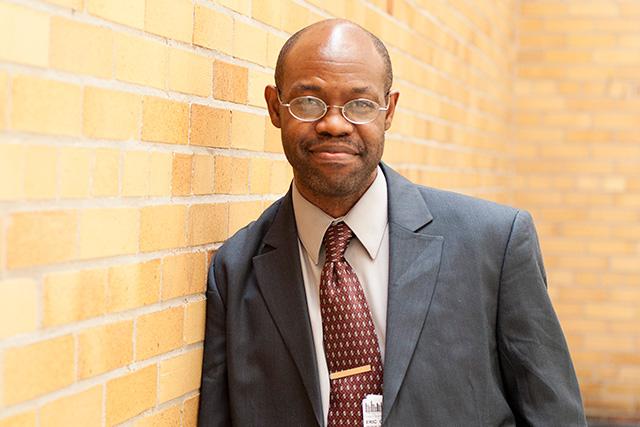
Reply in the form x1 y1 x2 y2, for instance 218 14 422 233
323 222 353 262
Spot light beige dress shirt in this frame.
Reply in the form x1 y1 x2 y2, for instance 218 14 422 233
292 166 390 424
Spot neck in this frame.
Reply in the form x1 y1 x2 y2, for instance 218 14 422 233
294 173 377 218
296 189 360 218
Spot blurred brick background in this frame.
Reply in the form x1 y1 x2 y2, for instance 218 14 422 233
0 0 637 425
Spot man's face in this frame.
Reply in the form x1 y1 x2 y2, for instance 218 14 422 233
266 23 398 208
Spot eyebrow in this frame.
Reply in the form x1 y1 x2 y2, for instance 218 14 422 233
352 86 374 95
292 83 322 92
290 84 375 95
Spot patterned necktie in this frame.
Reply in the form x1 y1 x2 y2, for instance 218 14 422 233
320 221 383 426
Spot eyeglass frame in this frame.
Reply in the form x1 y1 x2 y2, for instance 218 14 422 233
276 90 391 125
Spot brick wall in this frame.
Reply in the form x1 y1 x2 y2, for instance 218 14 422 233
0 0 636 425
515 1 640 420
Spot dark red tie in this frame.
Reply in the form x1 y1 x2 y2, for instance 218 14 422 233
320 221 383 426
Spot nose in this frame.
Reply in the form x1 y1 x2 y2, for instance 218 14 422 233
314 106 353 137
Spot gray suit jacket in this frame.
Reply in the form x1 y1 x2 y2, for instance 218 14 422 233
198 164 586 426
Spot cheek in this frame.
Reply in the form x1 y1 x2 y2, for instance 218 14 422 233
357 125 386 153
281 121 315 144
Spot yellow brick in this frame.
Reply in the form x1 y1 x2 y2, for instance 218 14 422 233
230 111 265 151
213 61 248 103
267 33 286 69
566 34 617 49
218 0 251 15
184 299 206 344
0 71 7 130
41 386 102 427
594 50 640 65
3 335 74 405
134 405 181 427
93 148 120 196
78 321 133 379
229 201 263 235
50 17 113 78
7 210 77 269
252 0 282 27
567 1 619 16
0 143 24 200
158 348 203 403
168 48 212 97
107 260 160 312
250 158 271 194
171 153 192 196
43 268 107 327
79 208 139 259
140 205 187 251
521 2 568 16
12 76 82 136
264 118 282 153
122 150 150 196
87 0 145 29
233 20 268 66
136 306 184 360
183 395 199 427
281 0 310 34
620 0 640 15
149 151 172 196
59 146 92 198
24 144 56 199
213 156 232 194
538 50 592 64
0 411 36 427
114 33 167 89
84 87 141 140
0 279 37 339
193 5 233 55
190 105 231 148
192 154 215 195
611 257 640 272
44 0 83 9
0 3 49 67
162 252 207 300
142 96 189 145
188 203 228 245
145 0 193 43
593 114 639 130
271 160 293 194
248 69 272 107
106 366 157 426
215 156 249 194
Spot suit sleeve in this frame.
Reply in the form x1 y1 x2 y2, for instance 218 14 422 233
198 257 231 427
497 210 587 426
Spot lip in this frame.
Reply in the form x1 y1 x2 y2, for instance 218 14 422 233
308 144 358 155
307 144 359 163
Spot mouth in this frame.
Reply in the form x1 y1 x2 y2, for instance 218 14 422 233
307 143 360 162
309 148 358 163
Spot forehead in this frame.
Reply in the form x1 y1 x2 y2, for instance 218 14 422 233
281 24 386 94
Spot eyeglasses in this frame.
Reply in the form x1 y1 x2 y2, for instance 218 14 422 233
277 92 389 125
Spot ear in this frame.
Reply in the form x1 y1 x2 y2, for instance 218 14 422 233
383 91 400 131
264 85 282 129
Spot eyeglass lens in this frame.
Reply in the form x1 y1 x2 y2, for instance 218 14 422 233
288 96 382 124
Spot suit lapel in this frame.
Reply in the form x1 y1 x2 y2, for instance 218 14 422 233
380 165 444 423
252 193 324 426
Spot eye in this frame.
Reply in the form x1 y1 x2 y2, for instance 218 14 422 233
289 96 326 119
347 99 377 113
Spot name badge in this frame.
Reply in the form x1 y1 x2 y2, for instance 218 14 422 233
362 394 382 426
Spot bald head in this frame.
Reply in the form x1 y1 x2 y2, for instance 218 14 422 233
275 19 393 95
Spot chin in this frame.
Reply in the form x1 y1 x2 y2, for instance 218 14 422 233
299 166 375 199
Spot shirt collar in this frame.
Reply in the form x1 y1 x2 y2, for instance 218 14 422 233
292 166 388 265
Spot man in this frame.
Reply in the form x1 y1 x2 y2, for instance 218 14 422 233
198 19 586 426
